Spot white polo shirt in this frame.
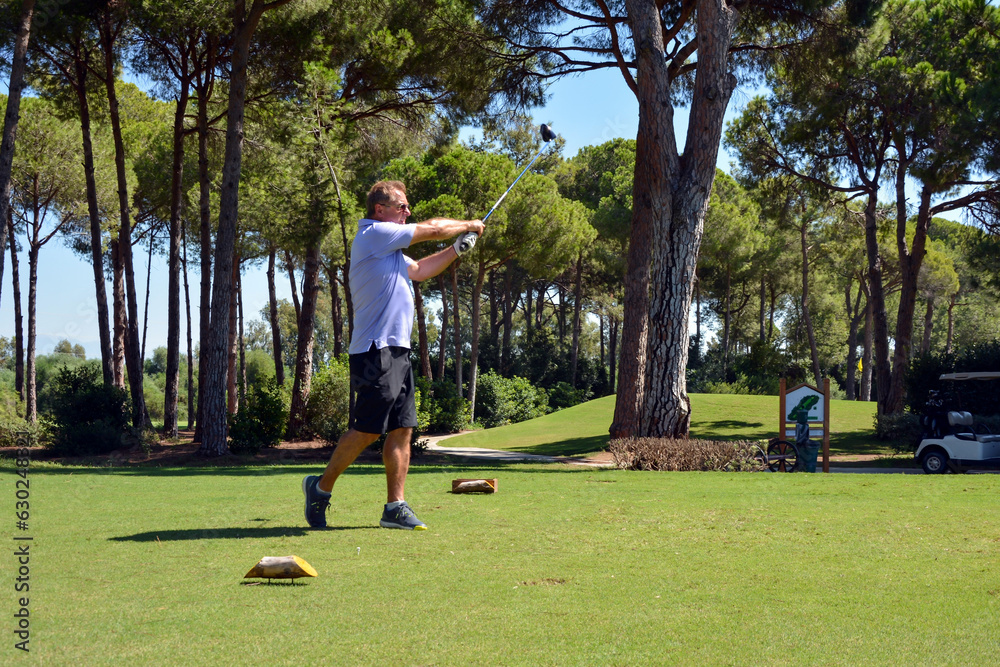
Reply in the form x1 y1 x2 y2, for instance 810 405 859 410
348 219 417 355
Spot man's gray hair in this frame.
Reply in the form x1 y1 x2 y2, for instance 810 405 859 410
367 181 406 217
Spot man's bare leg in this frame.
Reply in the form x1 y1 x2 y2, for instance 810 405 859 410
317 429 381 493
382 427 412 502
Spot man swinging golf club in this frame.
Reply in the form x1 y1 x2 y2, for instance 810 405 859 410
302 180 483 530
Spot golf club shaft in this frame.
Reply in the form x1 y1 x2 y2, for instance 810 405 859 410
457 125 555 254
482 143 550 223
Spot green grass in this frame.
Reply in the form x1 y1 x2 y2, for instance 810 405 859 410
453 394 884 458
15 461 1000 664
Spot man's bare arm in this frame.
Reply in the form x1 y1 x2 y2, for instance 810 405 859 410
409 217 484 245
407 246 462 282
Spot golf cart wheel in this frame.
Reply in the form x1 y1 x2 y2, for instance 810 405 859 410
921 449 949 474
766 440 799 473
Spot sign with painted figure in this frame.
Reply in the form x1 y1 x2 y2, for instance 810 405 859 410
784 385 825 423
778 379 831 473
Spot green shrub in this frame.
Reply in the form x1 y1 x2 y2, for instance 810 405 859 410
0 418 48 448
702 375 765 396
143 376 165 422
730 340 790 395
475 370 549 428
609 437 765 472
304 358 351 444
245 348 279 387
421 379 470 433
34 353 91 415
413 384 430 435
47 363 130 456
873 411 922 453
548 381 591 410
228 377 287 454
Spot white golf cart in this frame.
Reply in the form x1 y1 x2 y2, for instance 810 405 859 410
914 372 1000 474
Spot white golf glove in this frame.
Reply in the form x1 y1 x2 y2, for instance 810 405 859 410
454 232 478 256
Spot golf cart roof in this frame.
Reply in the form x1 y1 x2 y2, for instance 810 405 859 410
939 372 1000 381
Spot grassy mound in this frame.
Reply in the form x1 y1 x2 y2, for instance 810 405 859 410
449 393 881 458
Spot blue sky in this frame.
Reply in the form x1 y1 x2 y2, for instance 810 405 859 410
0 67 755 361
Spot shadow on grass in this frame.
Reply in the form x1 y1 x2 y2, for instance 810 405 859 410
696 419 766 430
110 525 375 542
18 457 599 477
503 434 609 457
828 433 902 456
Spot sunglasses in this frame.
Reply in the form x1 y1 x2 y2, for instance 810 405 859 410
386 202 410 211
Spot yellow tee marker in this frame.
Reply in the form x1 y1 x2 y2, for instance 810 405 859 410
244 555 318 580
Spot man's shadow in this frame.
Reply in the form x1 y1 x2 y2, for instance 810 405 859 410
110 525 376 542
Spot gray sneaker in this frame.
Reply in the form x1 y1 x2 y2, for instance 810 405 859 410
380 502 427 530
302 475 330 528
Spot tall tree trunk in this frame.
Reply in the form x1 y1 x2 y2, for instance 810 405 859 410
266 247 285 384
285 250 301 323
768 283 777 342
886 187 932 414
863 192 892 414
488 270 498 354
288 242 321 437
111 240 126 388
609 316 618 395
641 0 739 438
164 71 191 437
193 34 216 443
722 268 732 374
523 283 533 336
74 54 114 386
25 240 37 424
141 228 154 362
693 276 702 363
414 281 432 380
610 1 665 439
200 1 280 455
100 11 147 427
556 284 566 352
800 221 822 386
599 313 606 370
844 281 864 401
182 223 195 431
501 265 514 373
759 274 766 342
468 265 486 420
451 263 462 397
945 293 956 356
920 298 934 355
226 256 241 416
328 263 342 358
861 282 876 403
570 253 583 387
8 214 24 399
0 0 34 313
25 187 40 424
318 131 353 344
238 272 246 406
437 273 448 380
535 284 545 329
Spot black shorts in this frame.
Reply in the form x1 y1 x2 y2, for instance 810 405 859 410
349 344 417 435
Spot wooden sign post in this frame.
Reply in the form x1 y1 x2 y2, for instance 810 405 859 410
779 378 831 473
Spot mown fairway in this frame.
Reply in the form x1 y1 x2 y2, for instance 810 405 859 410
12 460 999 665
451 393 883 458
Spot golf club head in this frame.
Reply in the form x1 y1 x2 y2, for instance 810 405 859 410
540 124 556 142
